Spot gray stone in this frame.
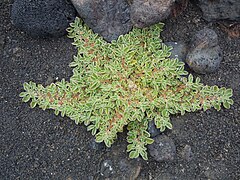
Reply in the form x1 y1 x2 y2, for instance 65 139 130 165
165 41 188 62
11 0 76 38
148 120 161 137
130 0 175 28
148 135 176 162
70 0 132 42
196 0 240 22
186 28 222 74
181 144 193 162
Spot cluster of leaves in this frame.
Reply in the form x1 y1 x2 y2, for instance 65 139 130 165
20 17 233 160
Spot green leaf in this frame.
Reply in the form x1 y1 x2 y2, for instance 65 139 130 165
89 81 100 90
87 125 95 131
140 150 148 160
96 134 104 143
180 110 185 115
69 61 79 67
61 110 66 117
226 89 233 97
142 130 150 137
104 139 112 147
23 82 29 91
54 110 60 116
129 150 139 159
160 125 166 132
19 92 28 98
165 121 173 129
154 118 161 129
161 109 169 117
188 74 193 83
213 85 218 92
223 101 230 109
145 138 154 144
227 99 234 105
39 103 48 111
127 144 135 152
91 128 97 135
30 100 37 108
213 103 221 111
22 95 31 103
195 77 200 83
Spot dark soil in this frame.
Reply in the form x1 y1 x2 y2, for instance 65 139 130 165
1 1 239 179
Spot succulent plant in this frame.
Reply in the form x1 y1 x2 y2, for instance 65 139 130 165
20 17 233 160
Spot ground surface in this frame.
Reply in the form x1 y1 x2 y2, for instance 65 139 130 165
1 1 239 179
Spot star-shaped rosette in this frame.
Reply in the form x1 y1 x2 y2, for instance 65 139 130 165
20 17 233 160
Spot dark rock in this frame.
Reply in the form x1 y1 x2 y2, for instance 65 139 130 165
70 0 132 42
181 145 193 162
148 135 176 162
195 0 240 22
98 145 141 179
165 41 188 62
148 120 161 137
186 28 222 74
11 0 76 38
130 0 175 28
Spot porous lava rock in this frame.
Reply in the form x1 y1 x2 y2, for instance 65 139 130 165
195 0 240 22
11 0 76 38
130 0 175 28
186 28 222 74
70 0 132 42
